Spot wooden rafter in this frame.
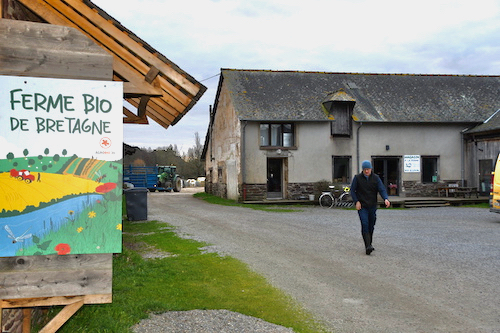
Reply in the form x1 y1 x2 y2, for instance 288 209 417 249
123 106 149 124
1 294 112 333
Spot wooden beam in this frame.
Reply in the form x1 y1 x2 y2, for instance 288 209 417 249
16 0 69 26
0 254 113 299
136 66 161 118
15 0 184 104
145 66 160 84
131 93 186 122
0 19 112 80
22 308 31 333
1 295 112 308
32 0 194 106
123 81 162 97
39 299 84 333
149 95 187 121
138 95 150 119
128 97 177 126
128 99 170 129
114 59 163 97
64 0 202 97
1 295 111 333
144 111 171 131
16 0 198 129
123 106 149 124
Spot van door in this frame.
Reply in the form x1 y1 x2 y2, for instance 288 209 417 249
490 153 500 213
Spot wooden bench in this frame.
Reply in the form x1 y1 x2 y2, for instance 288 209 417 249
454 187 479 198
438 186 478 198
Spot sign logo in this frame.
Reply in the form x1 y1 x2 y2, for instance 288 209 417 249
100 137 112 149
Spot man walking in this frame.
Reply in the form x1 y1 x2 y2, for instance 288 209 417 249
350 160 391 255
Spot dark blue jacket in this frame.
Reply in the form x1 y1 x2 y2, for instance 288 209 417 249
350 172 389 208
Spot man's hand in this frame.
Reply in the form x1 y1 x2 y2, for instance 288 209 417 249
356 201 362 210
384 199 391 208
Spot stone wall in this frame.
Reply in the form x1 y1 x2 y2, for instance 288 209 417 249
241 184 266 201
240 182 321 201
1 308 46 333
287 182 316 200
2 309 23 333
207 181 227 199
403 180 462 197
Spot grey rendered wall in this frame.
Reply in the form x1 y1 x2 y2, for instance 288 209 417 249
243 121 469 186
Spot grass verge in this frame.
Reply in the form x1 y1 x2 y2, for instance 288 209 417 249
48 219 327 333
193 192 305 212
456 202 489 208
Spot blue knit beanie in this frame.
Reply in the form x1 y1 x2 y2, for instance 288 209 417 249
361 160 372 169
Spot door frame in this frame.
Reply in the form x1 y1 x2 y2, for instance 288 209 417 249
373 156 401 196
267 158 285 199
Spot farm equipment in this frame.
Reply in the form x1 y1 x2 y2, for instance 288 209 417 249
10 169 35 183
123 165 182 192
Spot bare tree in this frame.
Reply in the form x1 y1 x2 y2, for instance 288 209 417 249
123 132 205 179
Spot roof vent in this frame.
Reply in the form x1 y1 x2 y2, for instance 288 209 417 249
346 81 359 89
323 89 356 103
321 89 356 121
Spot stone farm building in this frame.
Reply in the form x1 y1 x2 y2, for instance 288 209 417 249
202 69 500 201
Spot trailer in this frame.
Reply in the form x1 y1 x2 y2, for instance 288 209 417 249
123 165 182 192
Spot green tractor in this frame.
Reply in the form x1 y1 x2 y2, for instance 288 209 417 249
157 166 182 192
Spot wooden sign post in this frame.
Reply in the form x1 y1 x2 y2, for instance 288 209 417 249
0 19 122 333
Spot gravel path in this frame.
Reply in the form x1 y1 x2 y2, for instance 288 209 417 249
132 310 294 333
135 189 500 332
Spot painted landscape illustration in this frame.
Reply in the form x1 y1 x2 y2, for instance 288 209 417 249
0 149 122 257
0 75 123 257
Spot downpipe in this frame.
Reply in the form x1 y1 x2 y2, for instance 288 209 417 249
242 121 247 201
356 122 363 173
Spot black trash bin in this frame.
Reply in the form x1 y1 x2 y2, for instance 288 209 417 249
125 188 148 221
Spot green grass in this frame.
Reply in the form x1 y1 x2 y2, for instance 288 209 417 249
193 192 305 212
47 220 327 333
456 202 489 208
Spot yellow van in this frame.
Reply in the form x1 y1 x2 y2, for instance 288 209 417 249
490 153 500 213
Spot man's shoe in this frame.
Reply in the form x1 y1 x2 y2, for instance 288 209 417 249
362 233 374 255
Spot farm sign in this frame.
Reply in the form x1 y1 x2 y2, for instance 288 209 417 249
0 75 123 257
404 155 421 173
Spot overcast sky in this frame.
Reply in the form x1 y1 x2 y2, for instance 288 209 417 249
93 0 500 153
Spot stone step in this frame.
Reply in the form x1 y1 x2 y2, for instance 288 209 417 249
404 200 449 208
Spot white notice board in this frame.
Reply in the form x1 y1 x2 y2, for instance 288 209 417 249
404 155 420 173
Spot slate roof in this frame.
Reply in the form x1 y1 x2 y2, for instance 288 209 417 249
466 109 500 134
220 69 500 123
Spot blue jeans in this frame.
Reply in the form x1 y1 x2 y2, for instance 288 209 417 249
358 206 377 234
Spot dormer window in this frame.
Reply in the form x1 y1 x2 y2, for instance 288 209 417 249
322 89 356 137
330 101 354 137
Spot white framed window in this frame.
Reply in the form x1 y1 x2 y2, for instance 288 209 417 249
260 123 295 148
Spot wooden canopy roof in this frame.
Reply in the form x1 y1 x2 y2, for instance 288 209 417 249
2 0 206 129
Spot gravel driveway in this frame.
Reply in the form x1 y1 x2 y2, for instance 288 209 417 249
146 189 500 333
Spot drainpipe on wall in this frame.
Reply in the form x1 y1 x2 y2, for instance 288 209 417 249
241 121 247 201
356 122 363 173
460 126 472 187
209 105 214 162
